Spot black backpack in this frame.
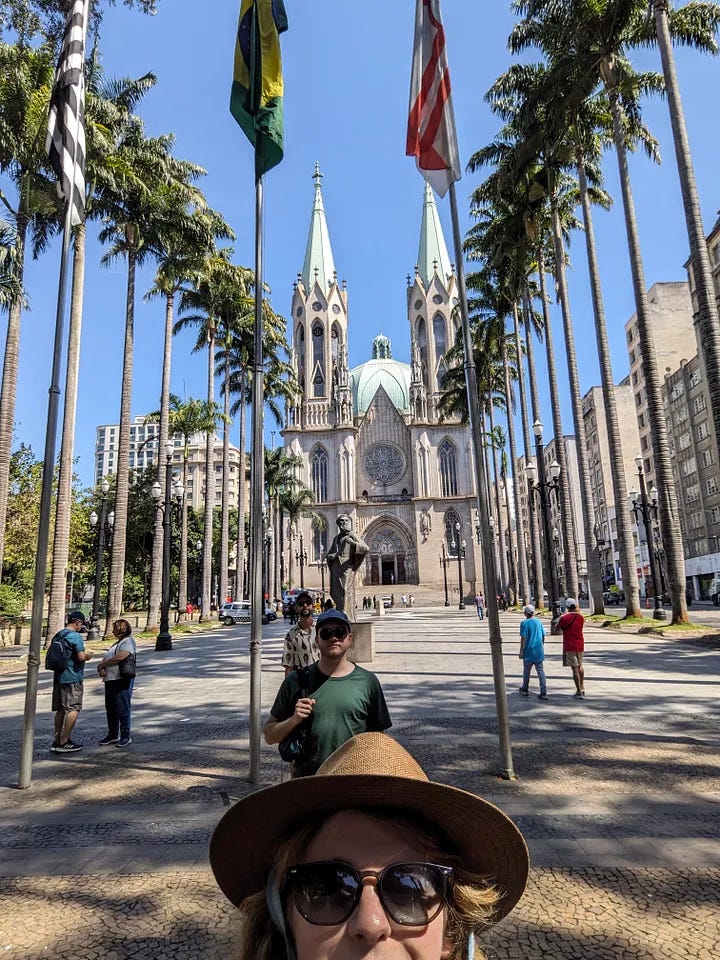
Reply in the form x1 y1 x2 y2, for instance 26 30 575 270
45 629 72 673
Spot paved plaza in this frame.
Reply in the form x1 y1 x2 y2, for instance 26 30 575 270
0 608 718 959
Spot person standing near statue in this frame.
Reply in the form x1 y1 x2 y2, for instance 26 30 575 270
326 513 369 614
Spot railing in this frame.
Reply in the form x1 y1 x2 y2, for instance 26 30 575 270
360 493 412 504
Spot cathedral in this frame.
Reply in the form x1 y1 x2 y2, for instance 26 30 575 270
283 166 482 600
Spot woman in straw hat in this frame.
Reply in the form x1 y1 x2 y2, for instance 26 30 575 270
210 732 529 960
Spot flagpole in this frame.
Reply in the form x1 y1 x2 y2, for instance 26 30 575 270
448 181 515 780
17 200 76 789
248 175 266 784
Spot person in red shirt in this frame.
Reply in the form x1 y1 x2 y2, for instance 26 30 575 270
557 598 586 698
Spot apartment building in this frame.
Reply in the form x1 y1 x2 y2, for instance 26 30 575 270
95 415 247 512
624 282 695 490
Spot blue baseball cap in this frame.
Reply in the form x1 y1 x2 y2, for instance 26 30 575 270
315 609 351 630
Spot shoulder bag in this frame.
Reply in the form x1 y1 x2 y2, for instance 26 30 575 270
118 640 137 679
278 666 312 763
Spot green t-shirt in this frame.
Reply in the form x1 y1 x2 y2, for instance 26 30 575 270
270 662 392 777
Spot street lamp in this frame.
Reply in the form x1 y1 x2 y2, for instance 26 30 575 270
439 543 450 606
295 530 308 589
526 420 562 623
87 479 113 643
152 441 184 651
316 551 326 596
453 521 466 610
629 456 666 620
474 509 482 545
594 521 608 591
552 526 565 596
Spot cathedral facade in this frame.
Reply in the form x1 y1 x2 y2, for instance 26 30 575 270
283 167 482 600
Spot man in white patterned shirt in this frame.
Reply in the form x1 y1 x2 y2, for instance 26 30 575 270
281 591 319 676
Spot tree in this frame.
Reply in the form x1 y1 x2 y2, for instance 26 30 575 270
97 116 205 633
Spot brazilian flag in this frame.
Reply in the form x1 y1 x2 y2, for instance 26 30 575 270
231 0 288 179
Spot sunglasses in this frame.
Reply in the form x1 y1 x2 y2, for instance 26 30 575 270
317 625 350 642
285 860 453 927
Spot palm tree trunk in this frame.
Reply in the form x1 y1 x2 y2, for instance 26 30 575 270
177 448 189 620
518 298 545 607
549 201 604 612
48 224 86 637
577 154 641 617
219 351 231 607
105 245 136 634
654 2 720 462
201 329 215 622
607 89 688 624
234 376 247 600
146 291 175 631
488 404 509 594
502 327 529 605
536 248 579 600
0 213 27 580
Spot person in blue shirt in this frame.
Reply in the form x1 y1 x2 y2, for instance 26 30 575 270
51 610 93 752
518 604 548 701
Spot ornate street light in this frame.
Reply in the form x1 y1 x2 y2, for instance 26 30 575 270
152 441 184 650
629 456 666 620
295 530 308 589
439 542 450 606
526 420 562 623
87 479 113 643
453 521 466 610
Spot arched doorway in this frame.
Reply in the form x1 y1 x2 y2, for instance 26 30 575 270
363 519 416 586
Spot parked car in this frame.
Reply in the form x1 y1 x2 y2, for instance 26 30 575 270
219 601 276 625
381 596 392 609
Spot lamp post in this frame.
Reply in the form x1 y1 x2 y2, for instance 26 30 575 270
317 551 326 596
594 521 608 592
264 527 273 602
87 479 114 643
452 521 466 610
439 543 450 606
629 456 666 620
552 526 565 597
295 530 308 589
152 441 184 651
526 420 562 623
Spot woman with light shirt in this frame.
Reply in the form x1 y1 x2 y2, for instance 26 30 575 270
96 618 137 747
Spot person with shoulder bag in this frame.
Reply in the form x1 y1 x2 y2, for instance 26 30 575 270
96 618 137 747
556 598 586 698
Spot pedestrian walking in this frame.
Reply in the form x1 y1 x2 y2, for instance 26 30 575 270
264 609 391 778
475 591 485 620
556 598 586 698
518 604 548 700
281 590 319 678
210 732 529 960
96 618 137 747
48 611 93 753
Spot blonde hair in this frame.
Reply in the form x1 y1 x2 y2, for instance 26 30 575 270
233 812 499 960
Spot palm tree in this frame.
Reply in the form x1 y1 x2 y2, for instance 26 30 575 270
47 59 159 637
510 0 690 621
279 483 322 589
0 43 57 579
143 206 232 630
97 118 205 633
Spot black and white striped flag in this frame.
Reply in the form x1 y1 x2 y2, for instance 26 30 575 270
45 0 88 227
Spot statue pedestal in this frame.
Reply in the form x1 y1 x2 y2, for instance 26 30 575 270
349 621 375 664
375 600 385 617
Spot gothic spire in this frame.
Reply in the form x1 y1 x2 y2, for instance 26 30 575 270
417 181 452 289
302 162 336 294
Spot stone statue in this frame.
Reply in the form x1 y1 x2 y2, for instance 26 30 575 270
420 509 432 539
326 514 369 615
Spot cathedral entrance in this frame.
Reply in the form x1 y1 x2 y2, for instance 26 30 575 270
363 520 415 586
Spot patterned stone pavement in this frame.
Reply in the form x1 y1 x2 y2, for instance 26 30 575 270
0 609 718 958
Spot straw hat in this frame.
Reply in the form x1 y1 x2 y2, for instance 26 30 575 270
210 732 529 923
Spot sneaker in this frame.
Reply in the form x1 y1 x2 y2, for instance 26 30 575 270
50 740 59 752
55 740 82 752
116 737 133 748
98 735 119 745
518 687 529 697
573 691 583 698
538 693 549 701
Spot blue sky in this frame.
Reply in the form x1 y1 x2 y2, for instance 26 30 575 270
9 0 720 487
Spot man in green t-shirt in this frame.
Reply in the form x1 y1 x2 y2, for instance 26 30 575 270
264 609 391 777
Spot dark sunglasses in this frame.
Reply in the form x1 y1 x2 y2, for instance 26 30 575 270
317 625 349 642
285 860 453 926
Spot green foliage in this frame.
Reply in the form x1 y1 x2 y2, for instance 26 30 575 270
0 580 27 620
0 1 159 48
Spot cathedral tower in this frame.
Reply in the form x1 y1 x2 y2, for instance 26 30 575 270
407 183 458 423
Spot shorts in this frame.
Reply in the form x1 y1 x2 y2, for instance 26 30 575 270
52 679 84 713
564 651 583 668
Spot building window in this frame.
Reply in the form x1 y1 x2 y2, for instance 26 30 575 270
312 518 328 562
311 446 328 503
689 368 702 388
707 477 718 496
438 439 458 497
697 422 709 441
710 506 720 524
444 508 461 556
693 395 707 415
686 483 700 503
433 313 447 361
702 449 714 468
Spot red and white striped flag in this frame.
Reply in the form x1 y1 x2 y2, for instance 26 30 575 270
406 0 461 198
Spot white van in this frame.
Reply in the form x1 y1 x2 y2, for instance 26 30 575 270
710 573 720 606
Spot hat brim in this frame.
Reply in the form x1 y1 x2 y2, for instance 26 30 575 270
210 773 529 923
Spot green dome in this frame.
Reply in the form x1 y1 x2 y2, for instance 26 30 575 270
350 357 411 415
